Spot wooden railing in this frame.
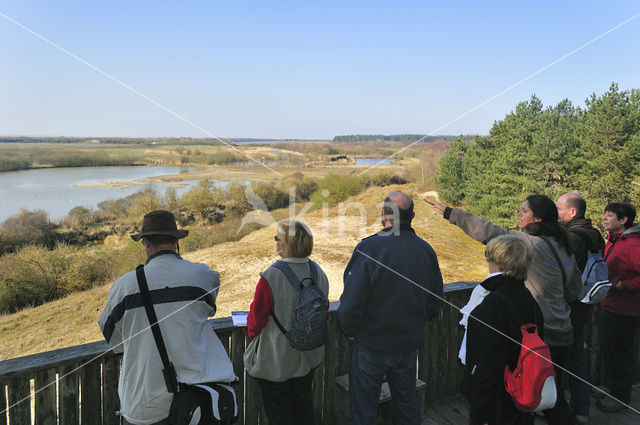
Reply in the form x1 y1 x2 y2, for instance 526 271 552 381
0 282 637 425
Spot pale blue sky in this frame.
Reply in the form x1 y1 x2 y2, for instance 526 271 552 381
1 1 639 139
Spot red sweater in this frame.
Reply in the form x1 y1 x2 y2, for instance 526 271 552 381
600 227 640 317
247 277 273 341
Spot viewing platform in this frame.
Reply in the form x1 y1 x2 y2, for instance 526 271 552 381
1 282 639 424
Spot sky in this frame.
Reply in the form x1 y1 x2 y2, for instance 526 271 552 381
1 1 639 140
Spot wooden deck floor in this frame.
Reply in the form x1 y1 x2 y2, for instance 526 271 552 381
423 384 640 425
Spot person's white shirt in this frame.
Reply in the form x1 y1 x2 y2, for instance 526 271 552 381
458 272 502 365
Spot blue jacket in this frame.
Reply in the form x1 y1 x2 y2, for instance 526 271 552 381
338 225 444 353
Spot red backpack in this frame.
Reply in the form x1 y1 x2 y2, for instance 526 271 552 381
496 293 557 412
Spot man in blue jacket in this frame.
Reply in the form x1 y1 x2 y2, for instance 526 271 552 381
338 191 444 425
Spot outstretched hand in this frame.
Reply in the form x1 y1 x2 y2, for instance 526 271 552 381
424 198 447 215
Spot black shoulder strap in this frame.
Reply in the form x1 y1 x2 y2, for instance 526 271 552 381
603 237 618 262
135 265 179 393
540 237 567 287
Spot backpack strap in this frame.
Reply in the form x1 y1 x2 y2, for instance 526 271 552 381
271 260 304 290
540 237 567 288
135 265 179 393
569 228 594 253
269 259 318 337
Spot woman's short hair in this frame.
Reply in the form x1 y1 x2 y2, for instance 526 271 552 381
277 220 313 258
605 202 636 229
485 235 533 281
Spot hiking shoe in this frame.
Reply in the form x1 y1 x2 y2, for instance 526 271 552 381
575 414 589 424
595 397 628 413
590 385 609 399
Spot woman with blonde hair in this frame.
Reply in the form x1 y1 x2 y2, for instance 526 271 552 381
464 235 543 425
244 220 329 425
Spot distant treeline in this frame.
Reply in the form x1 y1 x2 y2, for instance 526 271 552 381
0 137 303 146
332 134 475 143
436 83 640 229
0 146 139 172
0 136 238 146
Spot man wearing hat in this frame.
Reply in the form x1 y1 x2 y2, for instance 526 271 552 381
98 210 236 425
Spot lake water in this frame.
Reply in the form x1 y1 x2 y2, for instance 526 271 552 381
355 158 391 166
0 166 251 222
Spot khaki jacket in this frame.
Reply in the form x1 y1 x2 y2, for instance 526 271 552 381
449 208 581 347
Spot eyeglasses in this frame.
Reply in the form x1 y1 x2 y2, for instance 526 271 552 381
274 236 281 242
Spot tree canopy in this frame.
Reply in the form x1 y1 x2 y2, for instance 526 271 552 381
436 83 640 228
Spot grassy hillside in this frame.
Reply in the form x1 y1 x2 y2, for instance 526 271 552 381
0 184 487 360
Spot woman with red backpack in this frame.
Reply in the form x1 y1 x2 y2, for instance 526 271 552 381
464 235 545 424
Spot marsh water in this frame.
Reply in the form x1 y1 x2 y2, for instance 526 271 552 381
0 166 237 222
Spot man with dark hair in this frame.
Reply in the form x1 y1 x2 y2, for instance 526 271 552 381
597 202 640 412
339 192 443 425
99 210 236 425
556 192 605 423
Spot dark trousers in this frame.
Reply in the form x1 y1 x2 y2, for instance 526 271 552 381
258 370 314 425
600 309 640 404
567 324 589 416
542 344 576 425
349 341 420 425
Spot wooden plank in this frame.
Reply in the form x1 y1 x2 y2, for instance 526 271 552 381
7 374 30 425
312 359 325 424
585 305 601 385
0 341 113 378
59 365 80 425
443 396 470 418
244 375 261 425
218 328 231 355
430 401 468 425
446 296 461 397
34 368 57 425
422 402 455 425
80 361 101 425
436 304 450 402
102 356 120 425
321 311 340 425
452 292 468 394
0 379 7 425
422 310 441 405
230 328 246 425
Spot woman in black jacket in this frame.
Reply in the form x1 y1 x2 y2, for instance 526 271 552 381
465 235 544 425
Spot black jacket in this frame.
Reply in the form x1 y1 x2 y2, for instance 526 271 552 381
338 225 444 353
563 218 605 325
464 274 543 425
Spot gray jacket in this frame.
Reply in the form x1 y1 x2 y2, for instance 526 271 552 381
244 257 329 382
449 208 581 347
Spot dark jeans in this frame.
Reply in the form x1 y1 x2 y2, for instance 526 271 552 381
349 341 420 425
258 370 314 425
567 324 589 416
600 309 640 404
542 344 576 425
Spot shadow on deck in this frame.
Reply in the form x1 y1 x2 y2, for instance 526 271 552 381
423 385 640 425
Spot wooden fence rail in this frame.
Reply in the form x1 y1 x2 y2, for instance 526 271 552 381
1 282 638 425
